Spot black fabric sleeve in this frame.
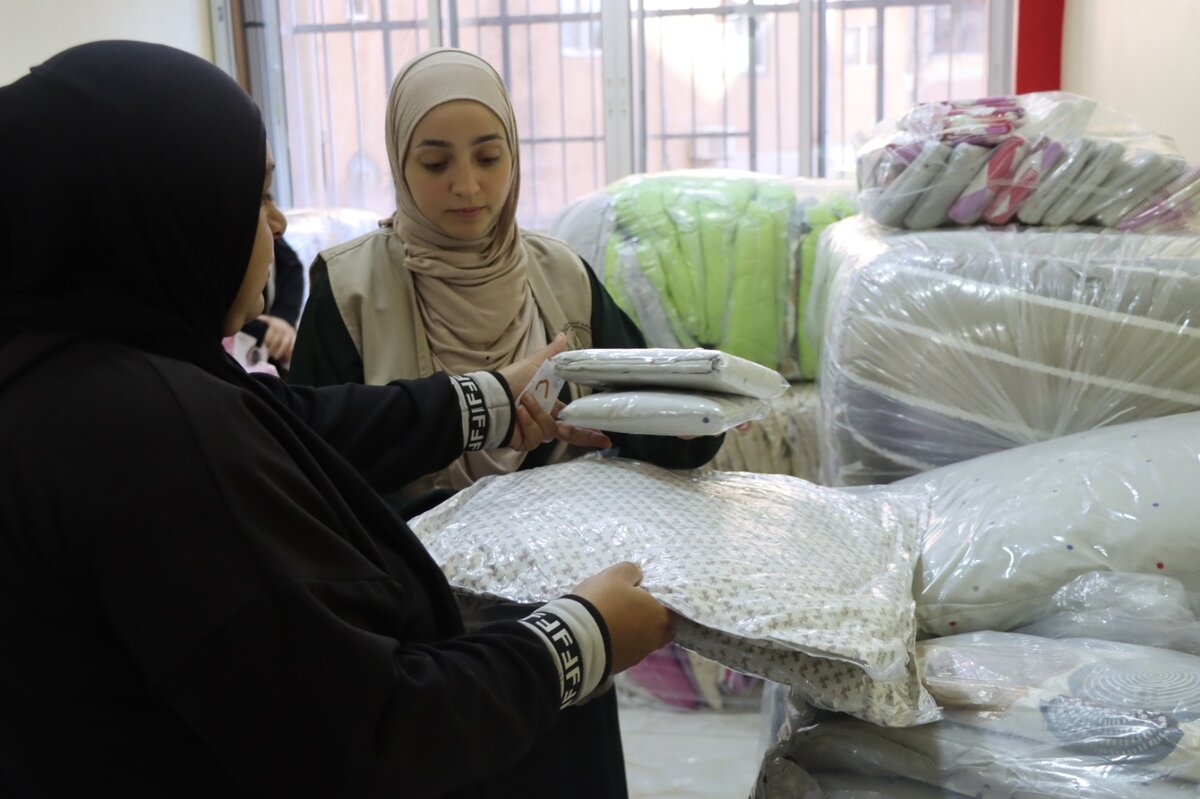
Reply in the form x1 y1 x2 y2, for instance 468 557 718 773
289 257 366 387
268 237 305 327
581 257 724 469
75 365 564 797
239 317 267 343
250 371 463 494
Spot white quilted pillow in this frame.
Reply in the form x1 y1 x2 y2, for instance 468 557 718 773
552 347 790 399
411 457 937 726
905 411 1200 635
558 390 768 436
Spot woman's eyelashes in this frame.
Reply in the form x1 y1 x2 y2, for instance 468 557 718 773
419 152 503 173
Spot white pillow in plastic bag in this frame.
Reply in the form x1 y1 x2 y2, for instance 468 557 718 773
905 411 1200 636
558 390 769 436
764 632 1200 797
552 347 790 399
411 457 937 726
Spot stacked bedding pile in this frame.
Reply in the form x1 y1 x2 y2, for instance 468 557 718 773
757 632 1200 798
551 170 855 380
753 411 1200 797
858 92 1200 232
553 347 786 437
810 215 1200 486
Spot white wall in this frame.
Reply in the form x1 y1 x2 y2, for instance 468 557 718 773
0 0 213 84
1062 0 1200 161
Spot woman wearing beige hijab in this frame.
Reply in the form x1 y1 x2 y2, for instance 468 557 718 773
290 48 723 798
291 48 724 520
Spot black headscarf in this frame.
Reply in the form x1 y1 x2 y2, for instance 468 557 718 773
0 39 466 633
0 40 265 370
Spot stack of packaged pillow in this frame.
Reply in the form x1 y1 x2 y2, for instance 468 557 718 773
552 347 788 437
858 92 1200 232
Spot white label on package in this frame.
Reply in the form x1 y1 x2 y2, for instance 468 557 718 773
519 359 565 414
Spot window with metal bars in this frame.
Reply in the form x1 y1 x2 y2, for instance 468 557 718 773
241 0 1011 230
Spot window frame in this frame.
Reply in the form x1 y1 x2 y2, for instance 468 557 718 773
224 0 1014 209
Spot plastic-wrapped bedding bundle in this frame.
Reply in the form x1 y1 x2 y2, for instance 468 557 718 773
553 347 785 436
410 457 938 727
856 91 1200 232
755 632 1200 799
551 347 789 398
557 390 768 436
900 410 1200 637
810 215 1200 486
549 170 857 379
1015 572 1200 656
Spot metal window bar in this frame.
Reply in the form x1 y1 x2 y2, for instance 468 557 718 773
440 1 606 228
261 0 1010 222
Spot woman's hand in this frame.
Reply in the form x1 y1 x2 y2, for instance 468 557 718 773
257 314 297 362
571 562 676 675
497 334 613 452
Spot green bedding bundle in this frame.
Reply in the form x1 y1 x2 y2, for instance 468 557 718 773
603 170 853 379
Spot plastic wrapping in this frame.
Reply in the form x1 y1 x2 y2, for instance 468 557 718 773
811 215 1200 486
757 632 1200 798
550 170 856 379
711 381 822 480
901 410 1200 636
558 390 768 436
551 347 789 399
1015 572 1200 655
857 92 1200 232
410 456 937 726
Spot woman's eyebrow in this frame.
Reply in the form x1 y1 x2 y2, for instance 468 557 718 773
415 133 503 148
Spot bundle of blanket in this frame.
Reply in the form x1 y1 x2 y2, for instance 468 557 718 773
410 456 938 727
858 92 1200 232
811 215 1200 486
756 632 1200 798
550 171 855 379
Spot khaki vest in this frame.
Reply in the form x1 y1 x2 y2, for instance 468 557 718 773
319 227 595 498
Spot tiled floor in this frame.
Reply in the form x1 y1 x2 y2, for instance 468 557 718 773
618 695 767 799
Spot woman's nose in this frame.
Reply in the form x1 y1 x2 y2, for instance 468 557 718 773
450 163 479 197
266 199 288 238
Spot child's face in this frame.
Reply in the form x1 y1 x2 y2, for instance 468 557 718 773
221 147 284 336
403 100 513 239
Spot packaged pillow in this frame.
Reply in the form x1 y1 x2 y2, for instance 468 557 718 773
904 411 1200 635
552 347 789 399
410 457 937 727
558 390 768 436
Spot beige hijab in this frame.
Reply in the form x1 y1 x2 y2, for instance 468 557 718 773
384 48 541 376
386 49 545 486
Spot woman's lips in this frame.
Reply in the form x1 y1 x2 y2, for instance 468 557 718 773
451 207 484 220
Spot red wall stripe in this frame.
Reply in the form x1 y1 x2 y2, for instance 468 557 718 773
1014 0 1066 93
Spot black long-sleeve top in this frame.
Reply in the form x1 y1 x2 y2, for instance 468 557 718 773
0 336 570 797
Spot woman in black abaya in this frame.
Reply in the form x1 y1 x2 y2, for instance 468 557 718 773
0 41 671 798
